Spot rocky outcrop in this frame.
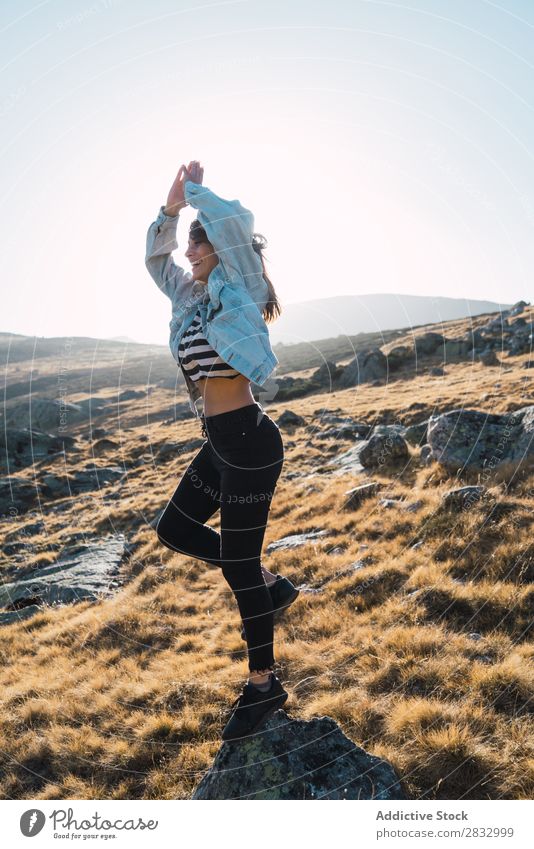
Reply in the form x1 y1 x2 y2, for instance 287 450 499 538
192 711 407 800
426 406 534 472
277 409 306 429
0 533 129 626
5 396 113 434
0 427 77 474
0 534 130 625
40 466 125 498
337 348 387 388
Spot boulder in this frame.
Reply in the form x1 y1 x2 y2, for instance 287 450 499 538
192 712 407 800
478 349 499 366
426 406 534 472
385 345 414 371
310 361 343 386
277 410 306 428
413 332 445 356
337 348 387 388
359 431 410 469
509 300 529 316
403 420 430 446
442 338 471 359
0 428 76 474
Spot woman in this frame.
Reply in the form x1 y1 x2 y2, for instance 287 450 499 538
145 160 299 741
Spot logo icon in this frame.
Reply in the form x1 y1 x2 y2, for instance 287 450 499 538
20 809 46 837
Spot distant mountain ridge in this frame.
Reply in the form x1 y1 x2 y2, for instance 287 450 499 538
268 293 514 345
2 293 515 354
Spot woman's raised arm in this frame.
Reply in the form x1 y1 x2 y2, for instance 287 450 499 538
183 162 263 288
144 164 193 305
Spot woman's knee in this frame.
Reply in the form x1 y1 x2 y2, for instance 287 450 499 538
155 508 191 550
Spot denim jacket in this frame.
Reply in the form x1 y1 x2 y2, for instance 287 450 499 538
145 180 279 418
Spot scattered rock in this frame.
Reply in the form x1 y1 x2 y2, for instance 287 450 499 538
0 478 42 516
402 420 430 446
326 442 366 474
277 410 306 429
414 332 445 356
192 712 407 800
479 349 499 366
428 366 445 376
359 431 410 469
342 483 382 510
310 361 344 386
379 498 403 509
442 338 471 359
118 389 145 401
420 445 433 465
405 500 424 513
0 428 77 474
265 529 332 552
337 348 387 388
441 486 487 511
427 406 534 472
509 300 529 316
4 519 45 541
0 533 128 624
39 466 125 499
5 399 86 434
92 438 119 456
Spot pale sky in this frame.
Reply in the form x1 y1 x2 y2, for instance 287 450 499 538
2 0 533 346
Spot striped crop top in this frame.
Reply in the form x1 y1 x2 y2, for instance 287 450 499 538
178 309 241 381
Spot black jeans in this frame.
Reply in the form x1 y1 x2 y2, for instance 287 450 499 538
156 402 284 673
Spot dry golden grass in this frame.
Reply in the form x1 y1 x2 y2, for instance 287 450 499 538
1 334 533 800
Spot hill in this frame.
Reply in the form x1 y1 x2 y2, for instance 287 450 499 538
0 302 532 800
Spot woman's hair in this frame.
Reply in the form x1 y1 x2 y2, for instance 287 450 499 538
189 219 281 323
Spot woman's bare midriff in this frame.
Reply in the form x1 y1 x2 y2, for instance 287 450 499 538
198 373 256 417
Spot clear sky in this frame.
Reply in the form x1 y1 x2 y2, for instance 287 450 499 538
2 0 533 346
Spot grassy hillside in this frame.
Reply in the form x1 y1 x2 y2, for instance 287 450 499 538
0 310 533 800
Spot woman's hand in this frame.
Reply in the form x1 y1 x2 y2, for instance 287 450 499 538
184 159 204 185
164 161 204 216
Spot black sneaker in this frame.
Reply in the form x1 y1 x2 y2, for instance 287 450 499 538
221 673 288 742
240 574 300 640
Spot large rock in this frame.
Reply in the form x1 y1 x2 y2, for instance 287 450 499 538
427 406 534 472
40 466 125 498
359 431 410 469
413 332 445 356
0 427 76 474
337 348 387 388
0 478 41 517
5 399 86 433
0 533 128 624
442 338 472 359
192 711 407 800
310 360 343 387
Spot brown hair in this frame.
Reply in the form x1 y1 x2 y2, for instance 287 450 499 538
189 219 281 324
